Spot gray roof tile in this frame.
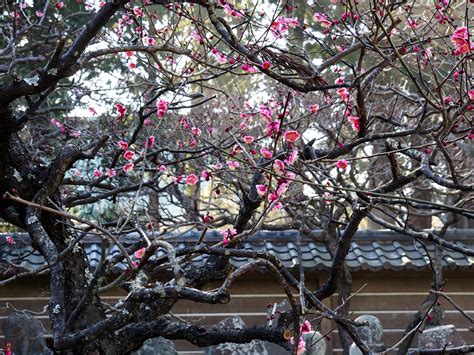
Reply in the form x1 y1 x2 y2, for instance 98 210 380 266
2 230 474 273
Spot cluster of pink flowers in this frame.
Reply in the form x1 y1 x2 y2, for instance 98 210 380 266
451 27 472 56
290 320 312 354
313 13 332 27
254 149 298 205
115 103 127 119
106 168 116 178
211 48 227 64
191 29 204 44
241 63 257 73
51 118 65 132
337 88 350 102
227 160 240 169
348 115 360 132
334 88 362 132
121 148 136 173
405 17 418 30
222 3 243 18
259 104 273 121
266 121 280 137
221 228 237 245
50 117 81 137
260 147 273 159
157 99 169 118
270 16 300 37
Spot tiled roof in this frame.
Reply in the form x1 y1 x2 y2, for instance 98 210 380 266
1 230 474 273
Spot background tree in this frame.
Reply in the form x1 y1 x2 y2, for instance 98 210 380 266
0 0 473 353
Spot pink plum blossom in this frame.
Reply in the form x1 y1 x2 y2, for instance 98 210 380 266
123 162 134 173
146 136 155 148
261 61 271 70
310 104 319 114
256 184 267 196
241 64 257 73
201 170 211 181
273 159 285 174
268 192 279 202
451 26 472 56
300 320 311 334
259 104 273 120
266 121 280 136
260 147 273 159
407 18 418 30
348 116 360 132
223 4 243 18
191 127 202 136
284 130 300 143
123 150 135 160
147 37 156 46
285 150 298 165
227 161 240 169
313 13 332 27
336 159 349 170
134 247 146 259
157 99 169 118
133 6 143 17
186 174 199 185
118 140 129 150
243 135 255 144
88 106 98 115
106 168 116 178
115 103 127 118
273 202 283 210
337 88 350 102
221 228 237 245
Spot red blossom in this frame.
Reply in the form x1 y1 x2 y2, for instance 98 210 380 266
284 130 300 143
123 150 135 161
115 103 127 119
313 12 332 27
134 247 146 259
310 104 319 114
260 147 273 159
336 159 349 170
243 135 254 144
186 174 199 185
123 162 134 173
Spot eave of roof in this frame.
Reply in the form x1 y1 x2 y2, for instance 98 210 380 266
1 229 474 273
